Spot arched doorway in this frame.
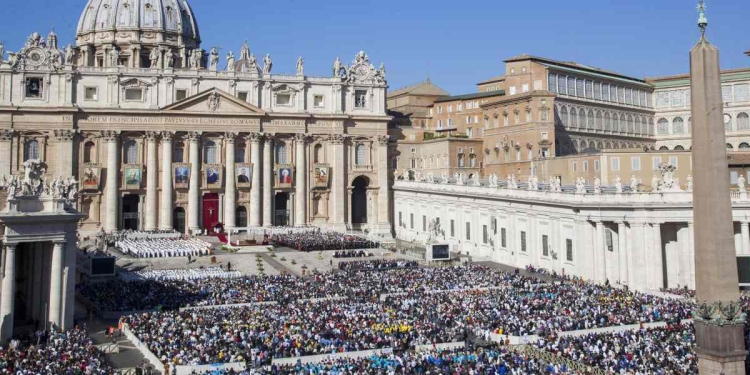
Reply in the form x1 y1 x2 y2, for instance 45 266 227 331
202 193 220 230
236 206 247 228
121 194 140 230
173 208 186 234
351 176 369 225
274 192 289 226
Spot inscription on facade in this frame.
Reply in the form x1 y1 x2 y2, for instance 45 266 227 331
78 115 260 126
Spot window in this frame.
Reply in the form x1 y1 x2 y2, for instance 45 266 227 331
275 143 287 164
520 231 527 252
606 229 613 251
422 216 427 232
24 140 39 161
483 225 488 244
173 143 184 163
458 155 465 167
398 212 403 227
25 77 43 98
125 88 144 101
450 220 455 237
503 114 509 126
235 91 248 102
509 86 516 95
469 154 476 167
657 118 669 135
204 140 217 164
576 79 585 97
669 156 678 169
175 89 188 101
583 160 588 171
448 105 453 113
603 84 610 102
735 84 750 102
653 156 662 170
722 85 733 102
594 160 600 171
548 73 557 93
85 87 98 100
465 222 471 241
673 117 685 134
501 228 507 248
611 157 620 171
235 146 245 163
585 81 593 99
542 235 549 256
522 84 529 92
731 170 739 184
526 109 532 122
566 239 573 261
276 93 292 106
124 140 138 164
313 95 325 108
355 144 367 166
572 161 577 172
467 128 473 138
738 113 750 131
725 114 733 131
594 83 602 100
83 141 95 163
457 103 463 111
410 213 414 229
559 75 567 94
631 157 641 171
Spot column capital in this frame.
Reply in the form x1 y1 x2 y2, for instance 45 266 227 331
294 133 310 144
247 132 263 143
263 133 275 145
52 240 66 246
187 131 202 142
2 243 16 251
377 135 390 146
329 134 348 145
100 130 119 142
144 131 160 142
161 131 174 142
0 130 14 141
224 132 237 143
53 129 76 142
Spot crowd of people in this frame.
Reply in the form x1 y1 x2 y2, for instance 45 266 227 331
271 228 380 251
0 327 116 374
115 237 211 258
333 250 373 258
120 267 242 281
338 259 419 271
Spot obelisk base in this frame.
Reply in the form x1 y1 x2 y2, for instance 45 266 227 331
696 322 747 375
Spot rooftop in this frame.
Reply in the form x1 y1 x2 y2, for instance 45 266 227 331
432 90 506 104
477 75 505 85
504 54 647 85
388 79 450 98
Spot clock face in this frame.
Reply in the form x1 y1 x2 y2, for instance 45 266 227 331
26 48 46 66
724 114 731 124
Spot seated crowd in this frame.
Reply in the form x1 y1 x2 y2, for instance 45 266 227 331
332 250 372 258
271 228 379 251
338 259 419 271
115 237 211 258
120 267 242 281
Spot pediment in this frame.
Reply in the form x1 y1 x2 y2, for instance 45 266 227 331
161 88 265 115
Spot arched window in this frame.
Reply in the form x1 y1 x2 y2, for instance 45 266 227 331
313 144 323 163
235 143 246 163
727 143 734 150
659 146 669 151
469 154 477 167
570 108 578 128
605 142 612 149
740 142 750 150
204 140 217 164
604 113 611 132
725 114 733 131
560 106 568 127
587 110 595 130
737 113 750 131
672 117 685 134
355 143 366 165
588 141 596 150
275 143 287 164
579 109 586 130
657 118 669 135
674 145 685 150
627 115 634 134
612 113 619 133
640 117 648 136
83 141 95 163
24 139 39 161
173 142 184 163
619 114 627 133
595 111 603 131
124 140 138 164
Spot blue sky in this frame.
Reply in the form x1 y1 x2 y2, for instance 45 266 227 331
1 0 748 94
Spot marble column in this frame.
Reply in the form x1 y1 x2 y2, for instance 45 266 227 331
224 133 237 230
617 221 628 285
49 241 64 329
294 134 308 227
741 222 750 255
53 130 75 177
249 133 262 227
330 134 346 231
375 135 391 235
0 244 16 343
144 131 159 231
688 221 696 289
262 135 273 227
594 221 606 282
630 222 647 290
62 237 76 330
649 223 663 290
187 132 201 232
103 131 119 232
0 130 13 177
160 132 174 230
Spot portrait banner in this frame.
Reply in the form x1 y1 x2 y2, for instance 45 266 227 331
203 164 223 189
313 163 330 188
276 164 294 188
122 164 143 190
80 164 101 191
173 163 190 189
236 163 252 188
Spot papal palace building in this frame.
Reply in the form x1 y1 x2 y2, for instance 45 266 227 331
0 0 392 237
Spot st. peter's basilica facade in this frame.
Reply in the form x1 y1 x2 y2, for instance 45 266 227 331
0 0 392 236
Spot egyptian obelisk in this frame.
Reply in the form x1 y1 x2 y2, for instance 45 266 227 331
691 2 748 374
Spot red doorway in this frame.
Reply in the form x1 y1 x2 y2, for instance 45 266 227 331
202 193 220 230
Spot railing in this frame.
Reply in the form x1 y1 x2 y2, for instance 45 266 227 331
73 65 345 83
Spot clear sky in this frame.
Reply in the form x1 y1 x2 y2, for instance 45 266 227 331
2 0 748 95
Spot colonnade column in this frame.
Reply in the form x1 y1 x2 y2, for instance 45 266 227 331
249 133 262 227
0 244 16 343
187 132 201 233
0 130 13 177
294 133 308 227
262 135 273 227
630 222 647 290
649 223 663 290
48 241 64 329
376 135 391 235
331 134 346 231
160 132 174 230
617 221 628 286
144 131 159 231
224 133 237 230
54 130 75 177
687 221 696 289
103 131 120 232
741 221 750 255
594 221 605 282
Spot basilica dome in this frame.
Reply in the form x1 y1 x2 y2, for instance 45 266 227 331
76 0 200 50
